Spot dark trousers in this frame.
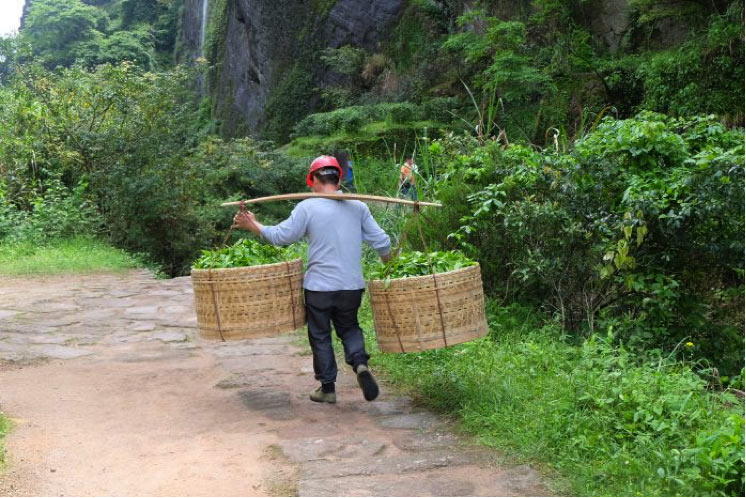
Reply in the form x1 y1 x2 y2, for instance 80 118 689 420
305 289 369 384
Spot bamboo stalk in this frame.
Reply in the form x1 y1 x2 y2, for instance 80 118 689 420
221 192 443 208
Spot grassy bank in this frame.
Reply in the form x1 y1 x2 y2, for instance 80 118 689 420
0 236 146 276
360 299 745 496
0 413 10 468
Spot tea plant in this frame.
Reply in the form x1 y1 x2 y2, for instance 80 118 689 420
192 238 301 269
370 250 476 280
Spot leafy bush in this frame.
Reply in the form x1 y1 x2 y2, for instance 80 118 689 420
635 6 744 121
293 106 370 137
0 60 309 276
0 179 100 243
292 101 436 138
382 102 423 123
428 113 743 374
421 96 463 122
192 238 301 269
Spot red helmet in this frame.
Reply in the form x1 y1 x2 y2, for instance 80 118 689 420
307 155 343 187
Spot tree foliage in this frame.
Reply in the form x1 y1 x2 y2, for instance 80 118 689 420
425 113 744 374
18 0 178 70
0 56 307 275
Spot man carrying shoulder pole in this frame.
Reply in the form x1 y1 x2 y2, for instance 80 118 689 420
232 155 391 403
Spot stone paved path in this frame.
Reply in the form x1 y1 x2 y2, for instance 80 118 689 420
0 270 549 496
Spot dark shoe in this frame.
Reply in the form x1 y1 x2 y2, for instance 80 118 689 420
309 387 336 404
355 365 379 401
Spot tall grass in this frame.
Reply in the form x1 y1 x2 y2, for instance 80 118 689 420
0 236 146 276
360 299 745 496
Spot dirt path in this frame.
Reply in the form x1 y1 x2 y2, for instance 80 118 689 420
0 270 549 496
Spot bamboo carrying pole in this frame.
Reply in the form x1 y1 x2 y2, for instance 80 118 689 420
221 192 443 208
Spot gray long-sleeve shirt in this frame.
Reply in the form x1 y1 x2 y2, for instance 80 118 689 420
260 197 391 291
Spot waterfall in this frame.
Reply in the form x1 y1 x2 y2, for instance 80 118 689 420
199 0 209 54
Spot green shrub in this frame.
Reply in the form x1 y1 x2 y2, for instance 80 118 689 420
292 102 429 138
421 96 462 122
0 61 311 276
441 113 744 368
369 306 745 496
0 179 100 244
293 106 368 137
383 102 422 123
635 8 744 120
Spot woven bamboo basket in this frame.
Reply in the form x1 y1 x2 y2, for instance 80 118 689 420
191 259 306 341
368 263 488 352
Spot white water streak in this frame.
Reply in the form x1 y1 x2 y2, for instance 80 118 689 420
200 0 209 54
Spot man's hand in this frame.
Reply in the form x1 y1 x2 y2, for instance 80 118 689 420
380 253 391 263
233 210 263 235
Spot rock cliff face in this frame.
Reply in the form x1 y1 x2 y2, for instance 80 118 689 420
181 0 406 137
178 0 687 137
324 0 406 51
178 0 204 61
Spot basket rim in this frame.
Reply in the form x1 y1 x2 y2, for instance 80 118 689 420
190 257 303 275
368 262 481 286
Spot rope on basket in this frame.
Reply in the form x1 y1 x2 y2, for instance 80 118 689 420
381 202 448 350
415 215 449 348
208 201 249 342
221 201 248 247
285 260 298 330
223 202 301 334
381 203 424 353
209 269 227 342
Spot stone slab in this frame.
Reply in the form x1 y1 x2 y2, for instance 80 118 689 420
239 389 295 421
149 331 188 343
124 306 160 315
0 310 22 320
117 349 193 362
158 318 197 328
107 290 141 298
214 373 280 389
145 289 181 297
208 344 291 358
26 302 81 313
79 309 123 324
130 322 156 332
278 437 387 463
392 432 462 452
161 305 191 314
302 450 473 480
0 342 25 354
357 400 409 417
376 413 439 430
26 317 81 328
298 473 476 497
78 297 139 308
21 334 73 345
30 344 94 360
494 465 546 496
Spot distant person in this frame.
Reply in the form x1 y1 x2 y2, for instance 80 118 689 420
398 155 418 200
334 149 355 192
